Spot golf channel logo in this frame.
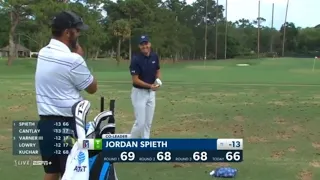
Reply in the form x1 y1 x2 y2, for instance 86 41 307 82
94 139 102 150
74 152 87 172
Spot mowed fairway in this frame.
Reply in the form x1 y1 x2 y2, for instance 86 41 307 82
0 58 320 180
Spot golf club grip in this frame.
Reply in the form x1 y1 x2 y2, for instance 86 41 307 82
109 100 115 114
100 97 104 112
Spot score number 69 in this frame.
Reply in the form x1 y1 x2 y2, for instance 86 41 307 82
120 152 135 161
226 152 241 161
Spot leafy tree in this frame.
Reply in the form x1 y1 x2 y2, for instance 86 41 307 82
298 28 320 52
0 0 33 65
28 1 67 49
280 22 299 53
110 19 130 65
0 9 10 48
1 0 320 62
70 1 108 59
118 0 153 61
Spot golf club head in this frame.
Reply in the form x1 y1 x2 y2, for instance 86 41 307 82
99 123 116 137
87 111 115 158
72 100 91 139
92 111 115 138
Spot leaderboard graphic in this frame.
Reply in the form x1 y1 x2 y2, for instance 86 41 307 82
12 121 41 155
12 121 71 156
78 138 243 163
13 121 243 163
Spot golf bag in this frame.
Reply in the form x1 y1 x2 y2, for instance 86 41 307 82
88 99 118 180
63 98 118 180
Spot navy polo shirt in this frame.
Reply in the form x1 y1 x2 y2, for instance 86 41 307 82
129 52 160 89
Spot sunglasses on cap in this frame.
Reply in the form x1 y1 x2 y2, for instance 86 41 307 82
51 11 89 31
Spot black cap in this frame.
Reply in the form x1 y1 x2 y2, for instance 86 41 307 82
51 11 89 31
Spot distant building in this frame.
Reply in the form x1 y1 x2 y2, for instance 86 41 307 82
0 44 31 57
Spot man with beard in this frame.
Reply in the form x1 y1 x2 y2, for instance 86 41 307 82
35 11 97 180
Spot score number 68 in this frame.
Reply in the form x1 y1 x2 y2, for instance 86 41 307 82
193 152 208 161
156 152 171 161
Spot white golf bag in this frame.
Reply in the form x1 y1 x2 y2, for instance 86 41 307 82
62 98 118 180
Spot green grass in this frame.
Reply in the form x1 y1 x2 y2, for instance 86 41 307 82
0 57 320 180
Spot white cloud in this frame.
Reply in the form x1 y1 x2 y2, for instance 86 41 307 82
99 3 107 17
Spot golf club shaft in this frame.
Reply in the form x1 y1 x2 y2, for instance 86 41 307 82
100 96 104 112
109 100 115 114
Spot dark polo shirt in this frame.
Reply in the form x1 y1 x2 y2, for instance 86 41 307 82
129 52 160 89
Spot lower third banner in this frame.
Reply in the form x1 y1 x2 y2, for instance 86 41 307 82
100 150 242 163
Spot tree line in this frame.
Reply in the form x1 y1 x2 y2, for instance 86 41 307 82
1 0 320 66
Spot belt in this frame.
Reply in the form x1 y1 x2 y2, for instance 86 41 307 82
132 84 151 90
133 87 154 92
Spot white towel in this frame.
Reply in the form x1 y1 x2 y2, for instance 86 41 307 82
61 143 89 180
62 100 91 180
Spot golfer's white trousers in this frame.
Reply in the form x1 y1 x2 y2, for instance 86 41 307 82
130 87 156 139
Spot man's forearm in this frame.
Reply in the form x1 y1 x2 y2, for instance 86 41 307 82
156 70 161 79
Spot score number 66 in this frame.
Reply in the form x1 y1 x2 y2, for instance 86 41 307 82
226 152 241 161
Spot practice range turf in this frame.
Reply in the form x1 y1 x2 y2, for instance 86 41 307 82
0 57 319 180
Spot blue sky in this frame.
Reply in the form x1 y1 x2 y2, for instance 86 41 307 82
186 0 318 28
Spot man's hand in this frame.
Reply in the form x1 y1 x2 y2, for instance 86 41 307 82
73 44 84 56
150 84 159 91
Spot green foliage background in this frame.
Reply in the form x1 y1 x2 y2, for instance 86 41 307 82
0 0 319 61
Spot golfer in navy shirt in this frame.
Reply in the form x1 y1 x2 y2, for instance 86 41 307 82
129 35 162 138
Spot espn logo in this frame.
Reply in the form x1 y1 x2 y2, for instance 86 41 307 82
32 161 48 166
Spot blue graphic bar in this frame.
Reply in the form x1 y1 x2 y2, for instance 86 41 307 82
102 139 218 150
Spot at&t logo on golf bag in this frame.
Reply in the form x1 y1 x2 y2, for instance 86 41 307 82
74 151 87 172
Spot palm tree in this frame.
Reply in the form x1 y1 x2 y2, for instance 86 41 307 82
204 0 208 62
224 0 228 59
257 0 260 58
110 19 131 66
215 0 219 60
282 0 289 56
270 3 274 53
